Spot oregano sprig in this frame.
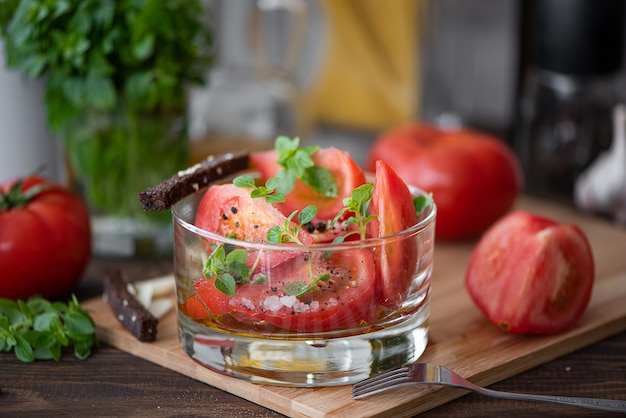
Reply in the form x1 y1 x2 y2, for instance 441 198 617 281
233 175 285 203
274 136 337 198
267 206 317 245
332 183 377 242
283 269 331 297
264 205 333 297
0 295 97 362
202 235 267 297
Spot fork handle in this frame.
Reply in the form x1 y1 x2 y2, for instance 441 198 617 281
476 386 626 413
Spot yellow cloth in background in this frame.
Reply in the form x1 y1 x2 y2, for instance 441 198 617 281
307 0 421 131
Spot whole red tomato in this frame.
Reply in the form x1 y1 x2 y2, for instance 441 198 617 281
465 210 594 334
366 123 522 240
0 176 92 300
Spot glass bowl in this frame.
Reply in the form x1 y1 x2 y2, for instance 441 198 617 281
172 173 436 387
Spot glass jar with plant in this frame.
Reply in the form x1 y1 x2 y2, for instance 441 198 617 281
0 0 213 256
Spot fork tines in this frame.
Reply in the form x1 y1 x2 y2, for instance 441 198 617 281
352 366 411 400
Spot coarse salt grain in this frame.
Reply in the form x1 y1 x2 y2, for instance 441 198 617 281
240 297 254 310
279 295 297 308
293 301 311 313
264 295 282 312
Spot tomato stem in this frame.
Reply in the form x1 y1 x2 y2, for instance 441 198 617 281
0 179 61 211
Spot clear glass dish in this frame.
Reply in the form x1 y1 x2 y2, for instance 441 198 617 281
172 173 436 387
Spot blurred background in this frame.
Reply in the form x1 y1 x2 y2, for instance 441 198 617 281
188 0 626 196
187 0 520 166
5 0 624 182
2 0 625 254
0 0 522 181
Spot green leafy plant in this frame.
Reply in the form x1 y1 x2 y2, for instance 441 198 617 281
0 295 97 362
0 0 212 133
0 0 213 223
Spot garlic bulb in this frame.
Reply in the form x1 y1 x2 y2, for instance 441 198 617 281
574 104 626 225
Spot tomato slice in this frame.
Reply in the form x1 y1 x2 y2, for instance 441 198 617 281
184 278 231 319
196 183 289 242
367 160 419 307
195 184 313 269
227 249 377 332
250 147 366 221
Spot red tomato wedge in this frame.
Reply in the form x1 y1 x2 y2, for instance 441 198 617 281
250 147 366 221
367 160 419 307
465 211 594 334
196 183 288 242
184 277 231 318
195 184 313 269
228 249 377 332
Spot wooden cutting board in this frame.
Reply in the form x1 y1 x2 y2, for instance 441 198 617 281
83 196 626 417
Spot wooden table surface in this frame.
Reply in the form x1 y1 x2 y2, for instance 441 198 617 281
2 247 625 418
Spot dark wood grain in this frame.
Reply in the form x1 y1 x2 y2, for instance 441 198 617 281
1 256 624 418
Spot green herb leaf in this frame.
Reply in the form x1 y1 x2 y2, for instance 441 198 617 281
333 183 375 240
413 194 433 216
300 165 337 198
298 205 317 226
283 282 309 297
0 295 97 362
215 273 236 297
236 175 286 203
283 273 331 297
14 335 35 363
233 175 256 188
265 193 286 203
266 209 306 245
250 275 268 285
64 311 96 337
275 169 296 195
273 137 337 198
203 240 262 296
266 225 284 244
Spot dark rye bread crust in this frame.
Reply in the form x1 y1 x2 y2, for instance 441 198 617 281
138 151 250 211
104 268 159 342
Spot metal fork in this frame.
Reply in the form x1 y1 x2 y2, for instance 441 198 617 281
352 363 626 413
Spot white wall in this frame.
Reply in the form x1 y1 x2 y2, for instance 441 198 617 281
0 40 59 182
